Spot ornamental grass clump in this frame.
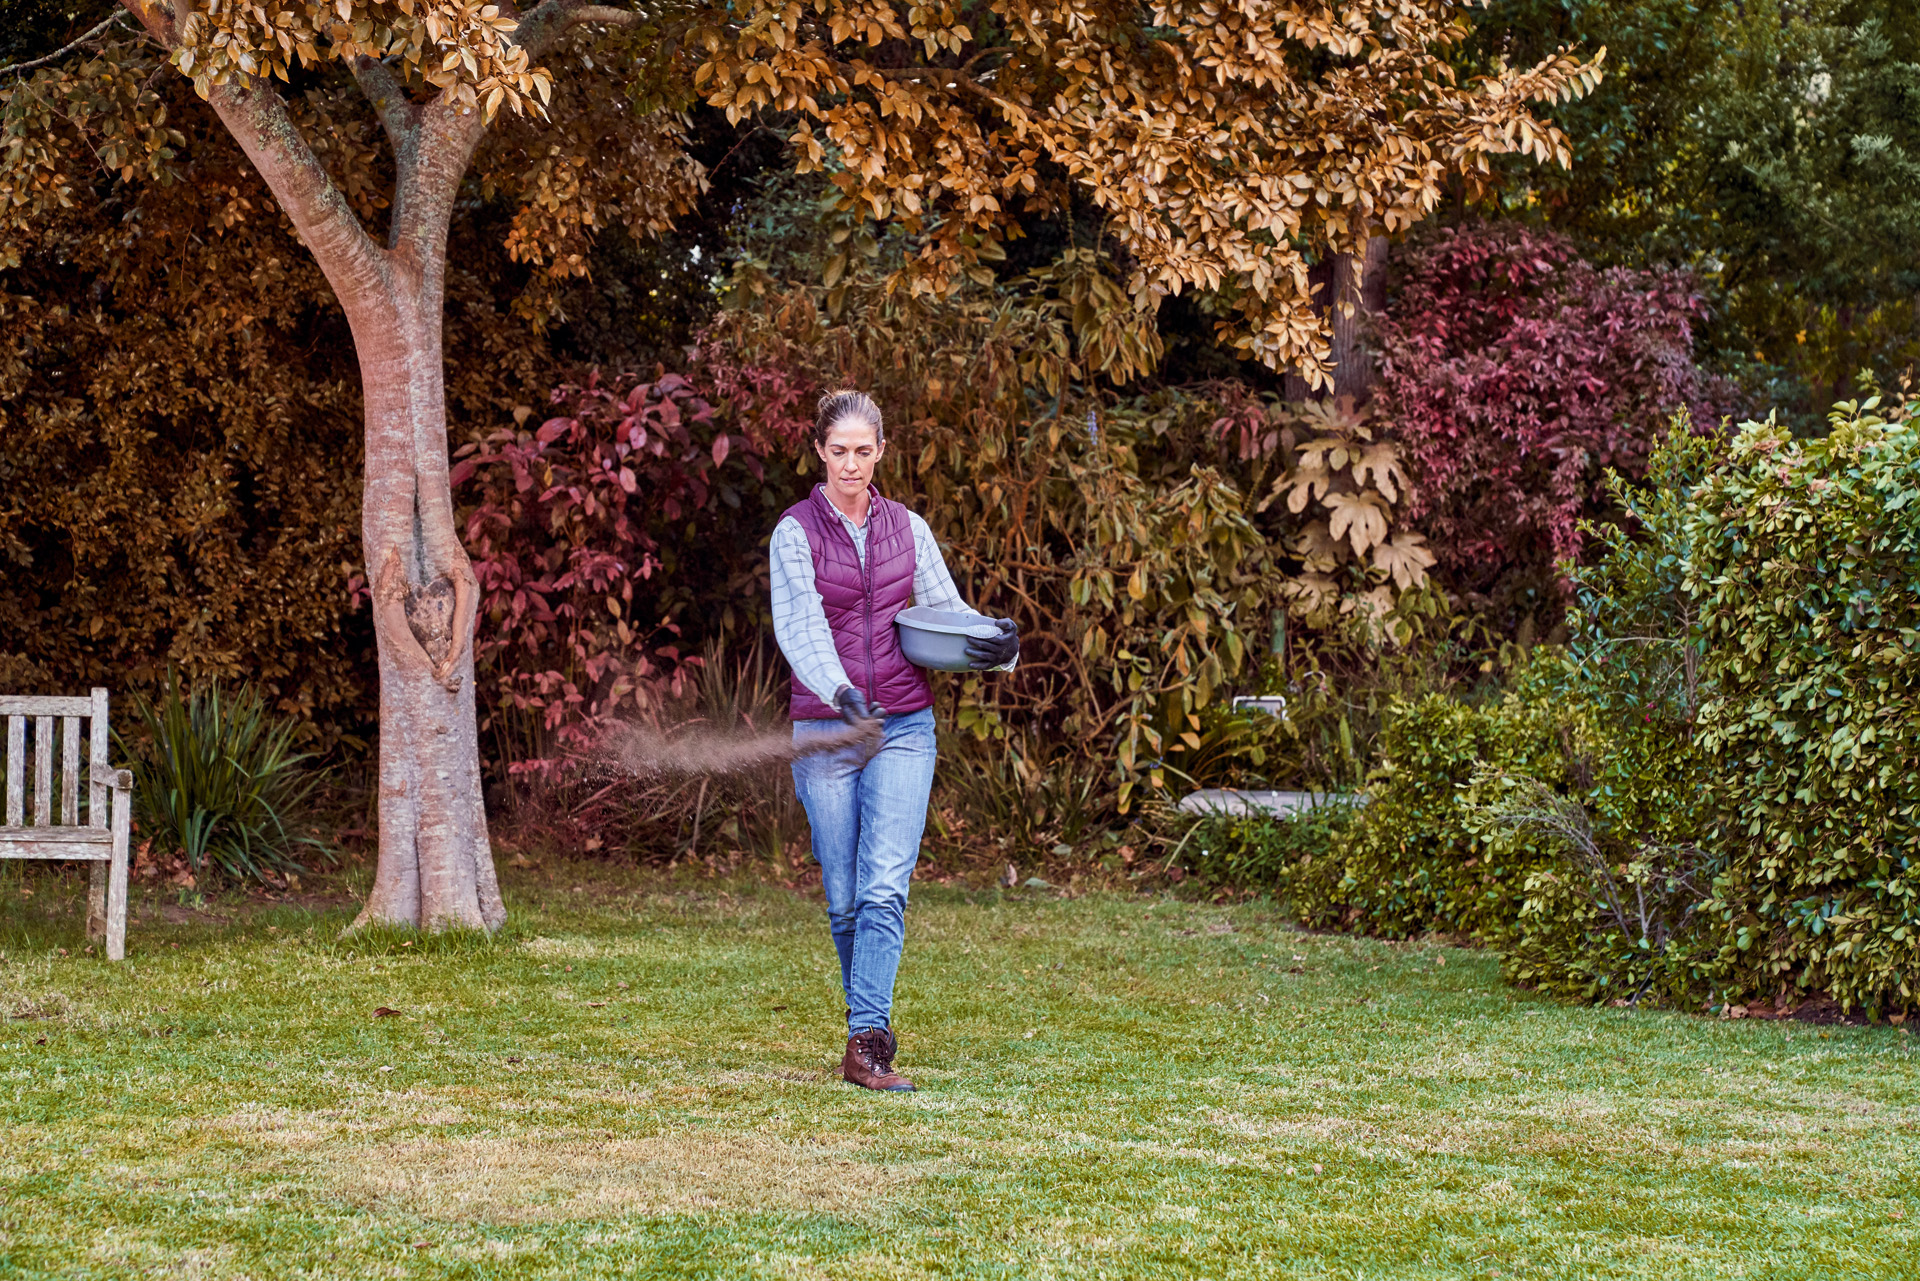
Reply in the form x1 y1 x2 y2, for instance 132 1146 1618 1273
124 675 326 885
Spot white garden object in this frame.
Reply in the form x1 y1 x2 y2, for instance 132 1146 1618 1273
0 689 133 959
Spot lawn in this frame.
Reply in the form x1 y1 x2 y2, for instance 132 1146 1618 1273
1 863 1915 1280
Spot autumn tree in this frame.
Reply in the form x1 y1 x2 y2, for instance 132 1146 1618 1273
0 0 1600 932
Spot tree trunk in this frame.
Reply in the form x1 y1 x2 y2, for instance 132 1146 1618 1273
159 43 503 930
350 271 505 933
1284 234 1390 401
117 0 614 931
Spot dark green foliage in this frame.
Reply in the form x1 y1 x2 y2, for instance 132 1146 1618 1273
1689 400 1920 1016
1185 802 1357 914
1466 0 1920 422
123 675 326 884
1331 669 1569 941
1478 423 1722 1004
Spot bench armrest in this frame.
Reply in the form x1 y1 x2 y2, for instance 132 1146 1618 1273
90 763 134 791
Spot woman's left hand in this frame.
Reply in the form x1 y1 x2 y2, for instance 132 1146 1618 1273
965 618 1019 670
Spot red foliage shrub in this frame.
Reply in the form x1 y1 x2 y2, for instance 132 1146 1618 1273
694 339 818 457
1376 221 1733 612
455 371 762 773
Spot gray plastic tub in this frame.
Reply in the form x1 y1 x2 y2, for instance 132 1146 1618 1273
895 606 1002 672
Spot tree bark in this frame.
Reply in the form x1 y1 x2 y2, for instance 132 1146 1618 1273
1284 234 1390 402
125 0 506 930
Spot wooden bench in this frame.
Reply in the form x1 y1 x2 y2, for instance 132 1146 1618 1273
0 690 133 959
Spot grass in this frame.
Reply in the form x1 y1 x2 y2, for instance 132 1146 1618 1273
1 861 1916 1280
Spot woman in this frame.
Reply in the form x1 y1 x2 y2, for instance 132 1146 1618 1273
771 390 1019 1092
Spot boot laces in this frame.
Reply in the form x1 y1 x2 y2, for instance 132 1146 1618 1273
856 1029 894 1074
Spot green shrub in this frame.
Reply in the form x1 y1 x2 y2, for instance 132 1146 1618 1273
1471 422 1722 1004
1185 801 1358 913
1475 769 1720 1005
1464 407 1920 1015
1689 400 1920 1016
1183 405 1919 1018
1332 664 1569 941
124 675 327 883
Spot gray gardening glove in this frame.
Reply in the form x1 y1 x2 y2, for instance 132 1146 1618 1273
833 684 885 726
965 617 1020 670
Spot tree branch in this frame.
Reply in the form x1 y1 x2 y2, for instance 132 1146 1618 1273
116 0 178 51
0 11 133 77
568 5 646 26
390 91 488 264
352 56 421 164
513 0 645 61
200 77 392 320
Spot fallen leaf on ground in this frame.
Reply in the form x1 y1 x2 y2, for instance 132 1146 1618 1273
372 1007 401 1018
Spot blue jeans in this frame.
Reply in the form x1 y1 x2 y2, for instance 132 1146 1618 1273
791 708 938 1036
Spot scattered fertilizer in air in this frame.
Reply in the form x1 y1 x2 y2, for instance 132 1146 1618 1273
598 718 881 779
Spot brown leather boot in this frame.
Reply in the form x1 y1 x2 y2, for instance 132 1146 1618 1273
842 1027 916 1092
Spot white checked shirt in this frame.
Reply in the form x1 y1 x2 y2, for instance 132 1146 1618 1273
770 502 1011 706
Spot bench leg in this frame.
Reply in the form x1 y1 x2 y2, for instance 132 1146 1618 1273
106 783 130 962
87 861 108 944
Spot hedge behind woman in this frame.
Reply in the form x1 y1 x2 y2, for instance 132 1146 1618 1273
770 390 1019 1092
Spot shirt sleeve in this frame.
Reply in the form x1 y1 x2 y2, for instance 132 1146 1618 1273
769 516 854 708
909 512 1017 672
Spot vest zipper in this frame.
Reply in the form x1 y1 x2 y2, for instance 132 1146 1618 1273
863 518 875 707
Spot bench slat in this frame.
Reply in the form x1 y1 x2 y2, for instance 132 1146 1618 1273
5 716 20 827
0 840 113 861
89 690 108 829
33 716 52 826
61 716 80 825
0 695 96 717
0 824 113 843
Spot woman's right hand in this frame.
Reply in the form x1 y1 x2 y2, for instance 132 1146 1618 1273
833 684 884 726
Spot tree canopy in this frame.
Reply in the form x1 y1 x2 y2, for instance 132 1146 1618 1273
5 0 1603 380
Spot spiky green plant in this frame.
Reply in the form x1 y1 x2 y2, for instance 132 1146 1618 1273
122 674 327 883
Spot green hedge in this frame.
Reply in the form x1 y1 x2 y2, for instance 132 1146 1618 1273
1689 403 1920 1016
1198 408 1920 1016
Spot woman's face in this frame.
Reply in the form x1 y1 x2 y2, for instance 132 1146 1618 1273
815 417 884 501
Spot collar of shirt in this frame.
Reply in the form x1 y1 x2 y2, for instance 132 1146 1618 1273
826 502 869 560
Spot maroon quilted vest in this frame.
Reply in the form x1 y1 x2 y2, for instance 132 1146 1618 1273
785 484 934 720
